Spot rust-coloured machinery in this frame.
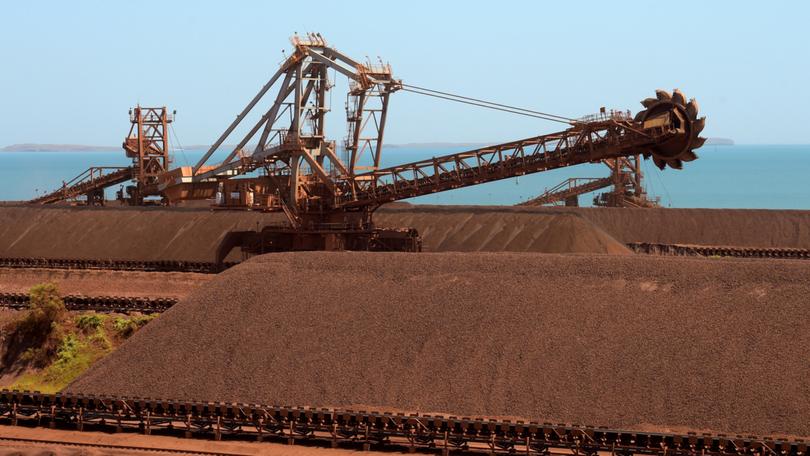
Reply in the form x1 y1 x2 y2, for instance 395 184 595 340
119 106 174 204
29 106 174 205
28 34 706 258
518 154 660 208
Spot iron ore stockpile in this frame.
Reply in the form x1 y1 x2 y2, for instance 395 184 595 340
3 205 810 260
68 251 810 439
375 205 810 250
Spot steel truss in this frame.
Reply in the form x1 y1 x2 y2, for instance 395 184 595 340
122 106 174 204
336 118 677 209
183 33 400 219
29 167 133 205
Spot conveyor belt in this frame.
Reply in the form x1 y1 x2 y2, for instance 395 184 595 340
0 293 175 313
627 243 810 260
0 390 804 455
0 257 236 273
28 167 134 205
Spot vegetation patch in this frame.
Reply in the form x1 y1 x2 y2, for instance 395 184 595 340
113 314 157 338
1 285 158 392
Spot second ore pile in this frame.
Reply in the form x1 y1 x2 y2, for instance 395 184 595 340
68 252 810 438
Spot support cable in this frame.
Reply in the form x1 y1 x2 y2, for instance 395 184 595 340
401 83 573 124
169 123 189 167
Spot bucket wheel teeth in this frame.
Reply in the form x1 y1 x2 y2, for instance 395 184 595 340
635 88 707 170
641 97 659 108
692 117 706 136
681 150 698 162
671 89 686 105
655 89 672 101
686 99 700 119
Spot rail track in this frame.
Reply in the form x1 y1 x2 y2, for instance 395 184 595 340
0 257 235 273
0 292 175 313
627 243 810 260
0 390 805 456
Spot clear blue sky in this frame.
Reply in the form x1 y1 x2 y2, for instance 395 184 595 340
1 0 807 146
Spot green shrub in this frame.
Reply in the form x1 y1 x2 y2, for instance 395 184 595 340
112 314 156 338
2 283 66 367
11 332 105 393
112 317 135 336
15 283 65 337
75 313 105 331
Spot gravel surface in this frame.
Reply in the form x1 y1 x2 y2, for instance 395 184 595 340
68 252 810 438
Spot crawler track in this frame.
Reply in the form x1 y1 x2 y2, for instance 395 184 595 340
0 292 175 313
0 390 805 456
627 243 810 260
0 257 235 273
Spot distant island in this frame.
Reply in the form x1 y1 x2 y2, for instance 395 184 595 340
1 144 120 152
704 137 734 146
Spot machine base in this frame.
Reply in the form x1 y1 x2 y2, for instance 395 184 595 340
216 226 422 263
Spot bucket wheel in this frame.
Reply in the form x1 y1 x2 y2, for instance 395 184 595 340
635 89 706 169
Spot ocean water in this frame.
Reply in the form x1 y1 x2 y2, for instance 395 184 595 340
0 145 808 209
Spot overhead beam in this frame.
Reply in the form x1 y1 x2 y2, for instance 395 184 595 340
320 143 348 176
299 149 336 194
305 49 359 81
253 70 296 154
192 56 298 175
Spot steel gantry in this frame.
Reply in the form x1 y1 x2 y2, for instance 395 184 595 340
27 34 705 255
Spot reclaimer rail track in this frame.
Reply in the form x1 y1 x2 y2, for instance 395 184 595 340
0 390 805 456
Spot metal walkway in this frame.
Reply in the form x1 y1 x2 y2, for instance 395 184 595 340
28 166 133 204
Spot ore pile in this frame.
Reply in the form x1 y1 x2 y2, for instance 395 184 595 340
68 252 810 438
377 205 810 249
2 205 810 262
378 211 631 254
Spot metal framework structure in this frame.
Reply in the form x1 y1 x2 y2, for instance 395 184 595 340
29 106 173 206
121 106 174 204
1 391 805 456
29 166 132 205
520 155 659 208
28 35 705 254
175 33 400 208
520 177 614 207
